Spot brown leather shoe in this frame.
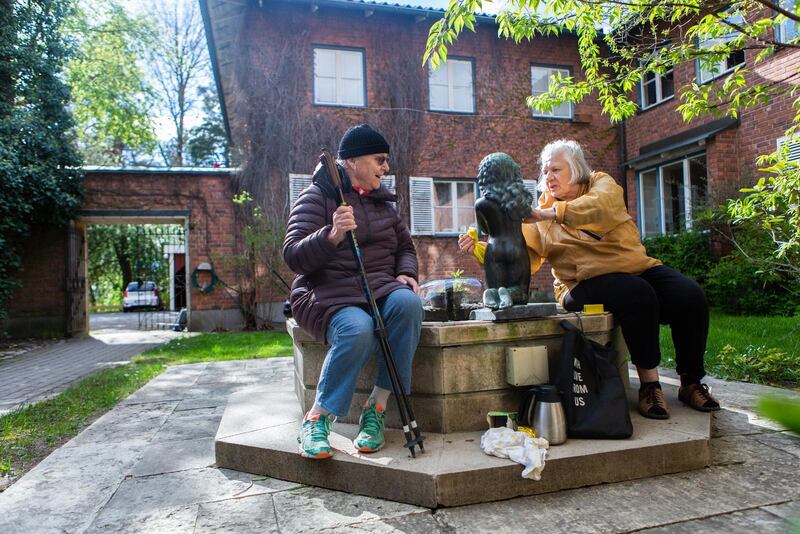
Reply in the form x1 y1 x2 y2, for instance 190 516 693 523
639 383 670 419
679 383 721 412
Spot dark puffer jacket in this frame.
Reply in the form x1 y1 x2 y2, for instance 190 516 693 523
282 163 418 342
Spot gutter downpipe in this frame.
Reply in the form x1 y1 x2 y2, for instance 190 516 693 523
618 120 628 210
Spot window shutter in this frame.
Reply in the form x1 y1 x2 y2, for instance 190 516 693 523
289 174 313 209
409 177 434 235
380 175 396 194
523 179 539 208
778 136 800 162
381 175 397 209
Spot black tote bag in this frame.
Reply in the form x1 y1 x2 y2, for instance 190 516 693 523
556 318 633 439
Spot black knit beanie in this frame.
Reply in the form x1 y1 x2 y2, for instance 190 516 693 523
337 124 390 159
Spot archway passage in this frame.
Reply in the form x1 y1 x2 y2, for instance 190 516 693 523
4 168 244 338
86 222 188 333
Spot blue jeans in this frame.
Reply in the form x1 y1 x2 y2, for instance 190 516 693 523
316 288 423 417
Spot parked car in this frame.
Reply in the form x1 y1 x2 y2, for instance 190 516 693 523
122 281 162 312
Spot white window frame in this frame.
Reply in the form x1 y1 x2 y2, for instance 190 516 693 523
776 0 799 43
530 65 574 119
777 135 800 162
312 46 366 107
428 58 475 113
639 64 674 109
637 154 706 236
696 13 745 84
409 178 538 236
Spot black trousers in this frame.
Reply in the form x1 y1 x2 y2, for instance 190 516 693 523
563 265 708 382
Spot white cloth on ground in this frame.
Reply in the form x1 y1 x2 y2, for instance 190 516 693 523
480 426 549 480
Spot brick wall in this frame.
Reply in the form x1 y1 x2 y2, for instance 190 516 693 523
5 224 68 336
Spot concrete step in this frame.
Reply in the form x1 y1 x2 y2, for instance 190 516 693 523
215 384 711 508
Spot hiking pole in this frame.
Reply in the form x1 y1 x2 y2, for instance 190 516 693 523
319 149 425 457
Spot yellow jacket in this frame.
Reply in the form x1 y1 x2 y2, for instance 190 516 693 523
521 171 661 304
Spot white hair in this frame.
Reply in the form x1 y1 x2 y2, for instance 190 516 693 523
538 139 593 191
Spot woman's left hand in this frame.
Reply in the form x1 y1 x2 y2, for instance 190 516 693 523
524 207 557 223
396 274 419 294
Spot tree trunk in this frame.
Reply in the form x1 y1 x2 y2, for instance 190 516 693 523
113 239 133 292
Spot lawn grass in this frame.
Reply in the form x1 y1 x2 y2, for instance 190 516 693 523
0 331 292 482
659 312 800 387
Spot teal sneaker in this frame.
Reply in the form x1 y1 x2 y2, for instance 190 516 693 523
354 400 386 453
299 412 333 459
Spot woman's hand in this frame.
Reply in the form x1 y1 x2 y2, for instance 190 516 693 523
396 274 419 294
328 205 356 245
458 232 476 255
524 207 557 223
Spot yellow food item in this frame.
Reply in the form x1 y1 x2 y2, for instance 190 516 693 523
517 425 536 438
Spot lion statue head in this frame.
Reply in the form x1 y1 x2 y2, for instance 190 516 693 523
476 152 534 221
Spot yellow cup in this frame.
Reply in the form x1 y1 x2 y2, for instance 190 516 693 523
582 304 605 315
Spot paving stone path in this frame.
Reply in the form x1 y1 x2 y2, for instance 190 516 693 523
0 313 181 415
0 356 797 533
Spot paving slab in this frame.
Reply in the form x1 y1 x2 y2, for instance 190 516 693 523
271 486 425 532
637 508 789 533
194 493 279 533
131 437 217 477
150 410 223 443
85 504 200 534
65 401 177 448
752 430 800 458
174 395 230 411
102 467 300 516
314 511 445 533
215 384 711 508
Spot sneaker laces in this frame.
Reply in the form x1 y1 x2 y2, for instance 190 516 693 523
306 415 330 442
645 385 664 409
694 384 716 405
361 405 384 436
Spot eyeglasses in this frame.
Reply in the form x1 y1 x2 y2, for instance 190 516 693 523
374 155 390 166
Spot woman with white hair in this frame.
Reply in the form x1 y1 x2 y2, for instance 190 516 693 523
459 139 719 420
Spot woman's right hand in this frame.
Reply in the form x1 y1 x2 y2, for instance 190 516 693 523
457 232 475 254
328 205 356 245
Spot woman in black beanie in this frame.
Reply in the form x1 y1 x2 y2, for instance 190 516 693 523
283 124 423 459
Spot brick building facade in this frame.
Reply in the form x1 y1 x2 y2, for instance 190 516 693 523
202 0 621 297
622 10 800 236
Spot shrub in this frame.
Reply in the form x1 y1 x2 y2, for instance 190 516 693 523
712 344 799 384
643 230 716 285
704 256 800 316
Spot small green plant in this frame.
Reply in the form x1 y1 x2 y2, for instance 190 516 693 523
713 344 799 384
450 269 465 292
